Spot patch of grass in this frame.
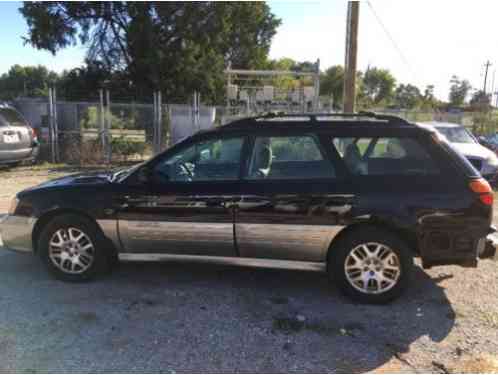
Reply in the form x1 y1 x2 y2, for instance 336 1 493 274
479 309 498 328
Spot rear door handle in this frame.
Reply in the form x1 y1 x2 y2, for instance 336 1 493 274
206 197 225 207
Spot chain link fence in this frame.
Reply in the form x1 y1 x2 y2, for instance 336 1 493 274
13 90 216 165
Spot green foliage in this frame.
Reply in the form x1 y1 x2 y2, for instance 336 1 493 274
320 65 344 109
359 67 396 107
470 90 492 110
271 137 322 161
449 75 471 106
20 2 281 103
0 64 58 99
471 111 498 135
111 136 147 160
393 83 422 109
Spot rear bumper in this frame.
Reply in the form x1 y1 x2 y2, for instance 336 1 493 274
0 214 36 253
0 146 39 164
480 234 498 259
420 225 496 268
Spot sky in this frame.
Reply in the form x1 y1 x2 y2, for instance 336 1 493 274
1 0 498 101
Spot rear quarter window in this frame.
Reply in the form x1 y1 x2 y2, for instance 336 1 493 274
331 136 440 176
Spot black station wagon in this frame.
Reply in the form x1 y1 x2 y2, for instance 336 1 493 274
1 113 496 303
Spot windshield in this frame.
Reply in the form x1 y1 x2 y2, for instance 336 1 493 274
434 126 475 144
113 162 144 183
0 108 27 127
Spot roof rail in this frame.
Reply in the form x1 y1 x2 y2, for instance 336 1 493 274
224 111 411 127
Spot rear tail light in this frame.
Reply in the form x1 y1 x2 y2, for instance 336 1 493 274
30 127 37 140
469 178 494 205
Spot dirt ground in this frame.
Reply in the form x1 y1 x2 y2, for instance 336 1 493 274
1 163 498 373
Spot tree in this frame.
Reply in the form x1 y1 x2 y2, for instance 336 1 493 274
393 83 422 109
359 67 396 107
320 65 344 108
20 2 281 103
470 90 491 108
0 64 58 99
449 75 471 106
420 84 438 109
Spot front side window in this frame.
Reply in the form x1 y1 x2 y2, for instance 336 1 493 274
332 137 439 176
153 137 244 182
247 135 335 180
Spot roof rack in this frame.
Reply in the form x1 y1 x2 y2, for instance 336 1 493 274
224 111 411 127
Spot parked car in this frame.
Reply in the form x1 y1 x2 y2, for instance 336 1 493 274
477 133 498 155
420 122 498 183
0 103 39 166
1 113 496 303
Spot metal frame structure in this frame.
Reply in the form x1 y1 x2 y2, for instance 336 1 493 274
224 59 321 121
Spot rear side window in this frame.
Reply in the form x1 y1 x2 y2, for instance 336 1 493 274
0 108 26 127
332 137 439 176
247 135 335 179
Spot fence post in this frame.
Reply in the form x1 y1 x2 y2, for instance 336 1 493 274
152 90 163 155
192 91 200 133
105 89 111 164
48 87 54 163
158 90 162 153
48 86 59 163
98 89 105 162
153 90 161 155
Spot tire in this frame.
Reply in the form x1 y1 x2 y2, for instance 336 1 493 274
38 214 110 282
328 227 414 304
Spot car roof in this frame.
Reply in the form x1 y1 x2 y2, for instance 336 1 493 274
199 112 431 137
417 121 462 128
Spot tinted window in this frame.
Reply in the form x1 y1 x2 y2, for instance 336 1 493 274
247 135 335 179
153 137 244 182
332 137 439 176
0 108 27 127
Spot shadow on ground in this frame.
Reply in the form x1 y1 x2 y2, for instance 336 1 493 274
0 251 454 372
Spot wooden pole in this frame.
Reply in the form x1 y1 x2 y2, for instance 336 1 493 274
343 1 360 113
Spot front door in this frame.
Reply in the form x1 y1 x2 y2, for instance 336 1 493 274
117 135 246 256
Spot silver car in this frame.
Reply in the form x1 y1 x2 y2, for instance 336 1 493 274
419 122 498 182
0 104 39 166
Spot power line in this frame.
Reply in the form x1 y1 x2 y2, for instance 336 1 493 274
366 1 418 81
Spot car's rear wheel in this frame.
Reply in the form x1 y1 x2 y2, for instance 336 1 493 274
38 214 109 282
328 227 413 304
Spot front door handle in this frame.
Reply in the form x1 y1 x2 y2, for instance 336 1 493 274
114 195 159 208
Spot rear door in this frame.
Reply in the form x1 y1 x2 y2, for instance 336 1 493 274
235 131 354 262
329 133 481 266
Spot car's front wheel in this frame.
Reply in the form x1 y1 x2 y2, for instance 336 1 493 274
38 214 109 282
328 227 414 304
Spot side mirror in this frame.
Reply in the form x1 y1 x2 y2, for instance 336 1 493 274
137 167 152 184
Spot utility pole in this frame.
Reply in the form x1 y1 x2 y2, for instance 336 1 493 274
483 60 492 94
343 1 360 113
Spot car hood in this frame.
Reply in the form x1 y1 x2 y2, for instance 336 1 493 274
450 142 495 160
22 170 113 193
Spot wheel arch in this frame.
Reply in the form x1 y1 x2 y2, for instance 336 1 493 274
327 221 418 263
32 209 117 259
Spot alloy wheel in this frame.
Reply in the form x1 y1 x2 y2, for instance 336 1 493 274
344 242 401 294
48 227 95 274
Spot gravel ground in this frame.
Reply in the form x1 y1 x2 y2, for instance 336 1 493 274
0 164 498 373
